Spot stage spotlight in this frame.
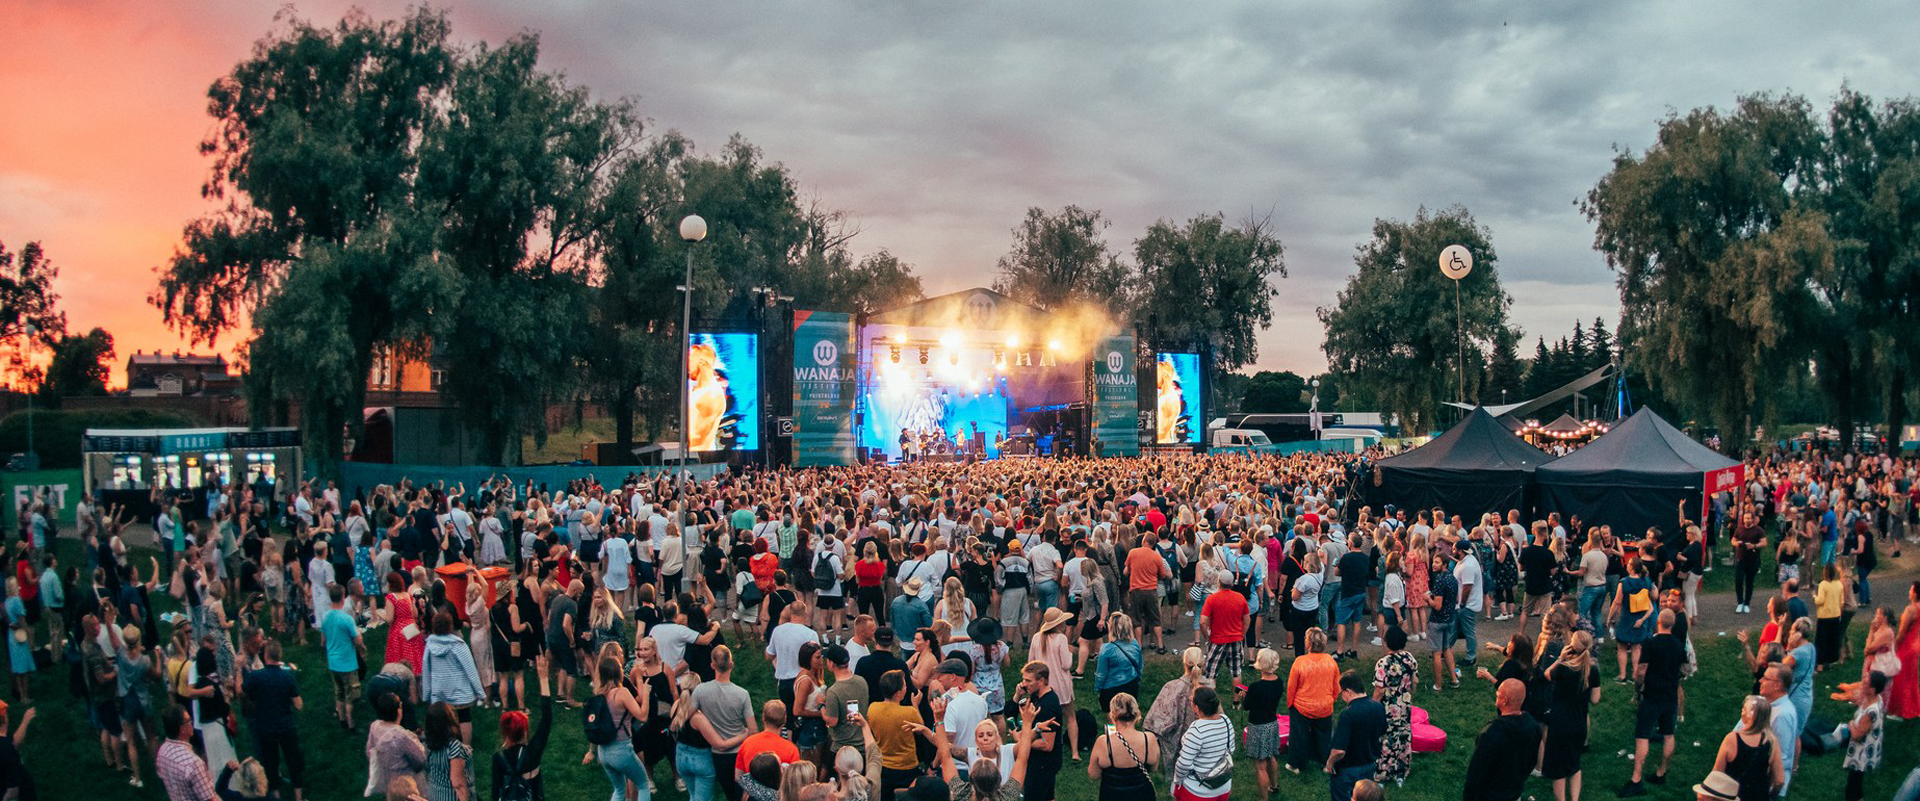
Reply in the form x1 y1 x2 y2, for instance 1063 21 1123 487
1007 334 1022 349
889 345 901 363
893 332 906 344
1047 338 1062 352
939 332 957 349
948 349 959 366
918 346 928 365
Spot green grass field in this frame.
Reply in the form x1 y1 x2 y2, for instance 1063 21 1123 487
15 537 1917 801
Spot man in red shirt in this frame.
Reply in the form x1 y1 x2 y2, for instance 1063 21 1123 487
1125 536 1173 653
734 700 800 776
1200 583 1250 681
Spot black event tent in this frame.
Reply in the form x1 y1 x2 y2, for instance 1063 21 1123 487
1364 408 1553 522
1533 407 1739 539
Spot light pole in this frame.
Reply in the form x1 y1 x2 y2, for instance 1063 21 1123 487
22 322 36 470
678 214 706 575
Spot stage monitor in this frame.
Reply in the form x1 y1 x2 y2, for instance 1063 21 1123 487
1154 352 1202 444
689 332 760 452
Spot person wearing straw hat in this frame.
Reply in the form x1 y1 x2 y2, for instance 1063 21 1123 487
1030 608 1078 759
1692 770 1741 801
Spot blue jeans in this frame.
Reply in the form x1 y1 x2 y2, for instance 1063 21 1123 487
1453 606 1479 666
1318 581 1340 631
1035 580 1061 613
675 743 716 801
1330 763 1376 801
599 743 653 801
1892 763 1920 801
1579 585 1608 639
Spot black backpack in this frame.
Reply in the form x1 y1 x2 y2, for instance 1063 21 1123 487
583 694 619 745
812 552 838 587
497 747 533 801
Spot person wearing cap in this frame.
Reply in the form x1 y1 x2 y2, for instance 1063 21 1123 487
933 658 989 769
1013 661 1066 801
819 644 869 757
855 628 911 706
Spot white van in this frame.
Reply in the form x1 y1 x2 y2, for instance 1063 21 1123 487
1318 427 1383 448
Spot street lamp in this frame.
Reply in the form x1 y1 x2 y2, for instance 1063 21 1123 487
678 214 706 575
22 322 36 471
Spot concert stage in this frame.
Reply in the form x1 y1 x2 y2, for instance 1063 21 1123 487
784 287 1205 467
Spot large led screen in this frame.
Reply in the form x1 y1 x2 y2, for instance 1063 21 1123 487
1155 352 1202 444
689 333 760 452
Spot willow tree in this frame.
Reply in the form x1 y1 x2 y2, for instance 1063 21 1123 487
1584 95 1833 448
153 8 461 472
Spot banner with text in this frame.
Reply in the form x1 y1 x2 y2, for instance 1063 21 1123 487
1091 335 1139 457
792 311 858 466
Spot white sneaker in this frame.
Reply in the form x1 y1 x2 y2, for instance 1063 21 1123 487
1184 611 1194 617
1370 637 1383 646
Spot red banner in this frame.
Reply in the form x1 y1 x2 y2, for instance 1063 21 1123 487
1703 463 1746 521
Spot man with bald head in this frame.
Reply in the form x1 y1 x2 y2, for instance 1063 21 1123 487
1462 678 1540 801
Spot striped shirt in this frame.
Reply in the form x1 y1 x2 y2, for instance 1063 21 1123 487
1176 715 1235 795
157 739 216 801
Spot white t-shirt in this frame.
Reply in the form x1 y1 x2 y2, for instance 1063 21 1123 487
651 622 699 668
967 744 1016 783
941 689 991 747
1382 572 1405 610
845 639 871 673
1062 556 1091 599
601 538 632 591
1454 555 1485 612
814 552 846 597
657 534 685 575
767 622 817 680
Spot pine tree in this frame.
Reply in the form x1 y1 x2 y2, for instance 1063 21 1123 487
1568 320 1589 375
1588 316 1614 371
1525 337 1553 398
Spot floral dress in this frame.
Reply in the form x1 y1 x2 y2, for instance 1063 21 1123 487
1405 549 1428 609
1373 649 1418 784
1492 547 1519 605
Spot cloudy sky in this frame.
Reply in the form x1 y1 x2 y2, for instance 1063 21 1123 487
4 1 1913 383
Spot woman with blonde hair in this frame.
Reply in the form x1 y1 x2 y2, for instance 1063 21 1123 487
933 576 975 650
775 760 817 801
1710 694 1784 801
463 581 496 707
1088 692 1157 796
1094 613 1141 710
1074 560 1111 678
1238 648 1285 796
671 671 750 801
1404 533 1429 639
1143 646 1206 768
1541 631 1602 801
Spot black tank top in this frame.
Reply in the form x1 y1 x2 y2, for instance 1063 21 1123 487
1098 732 1155 801
1725 731 1773 801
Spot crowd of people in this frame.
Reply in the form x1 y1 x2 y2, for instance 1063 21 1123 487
0 445 1916 801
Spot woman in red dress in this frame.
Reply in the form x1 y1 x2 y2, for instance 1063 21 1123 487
1887 581 1920 720
383 570 426 675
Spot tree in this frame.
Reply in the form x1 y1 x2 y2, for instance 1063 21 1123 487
1816 89 1920 448
420 32 640 464
1133 212 1287 372
41 328 115 403
1585 94 1832 448
1318 206 1514 433
1524 337 1554 399
992 206 1133 314
153 8 461 473
0 239 66 346
1587 317 1614 371
1484 327 1524 405
1241 370 1308 413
